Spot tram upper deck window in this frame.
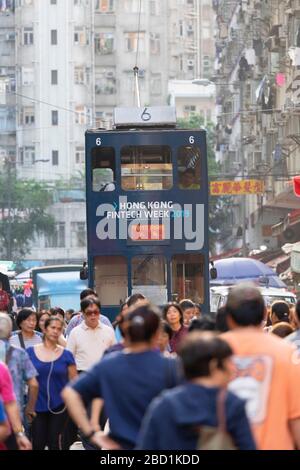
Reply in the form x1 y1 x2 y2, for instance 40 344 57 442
178 146 201 190
92 147 116 192
121 145 172 191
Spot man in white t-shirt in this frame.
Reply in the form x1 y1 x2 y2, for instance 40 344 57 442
66 297 115 373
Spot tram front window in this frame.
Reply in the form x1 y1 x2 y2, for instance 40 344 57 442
94 255 128 305
92 147 116 191
171 254 204 303
178 146 201 189
121 145 172 191
132 255 167 304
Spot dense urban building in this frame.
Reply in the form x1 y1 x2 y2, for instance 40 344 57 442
213 0 300 274
0 0 216 264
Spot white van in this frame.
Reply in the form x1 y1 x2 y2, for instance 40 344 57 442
210 285 297 314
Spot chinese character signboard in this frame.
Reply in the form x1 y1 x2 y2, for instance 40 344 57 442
210 180 264 196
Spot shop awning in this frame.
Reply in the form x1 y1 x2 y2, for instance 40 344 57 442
266 253 290 274
266 188 300 210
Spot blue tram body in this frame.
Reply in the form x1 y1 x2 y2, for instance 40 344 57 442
85 108 210 319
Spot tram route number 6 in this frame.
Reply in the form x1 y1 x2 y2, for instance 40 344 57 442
189 136 195 144
96 137 102 146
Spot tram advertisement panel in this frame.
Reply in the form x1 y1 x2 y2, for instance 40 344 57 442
95 197 204 251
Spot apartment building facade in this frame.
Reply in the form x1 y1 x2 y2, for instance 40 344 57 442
0 0 216 264
214 0 300 259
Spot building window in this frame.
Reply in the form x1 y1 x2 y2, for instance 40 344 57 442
51 70 58 85
150 0 159 15
70 222 86 247
95 0 114 12
51 29 57 45
46 222 65 248
74 27 89 45
21 67 34 86
94 32 114 54
150 33 160 55
21 107 35 126
75 105 92 125
75 146 84 164
23 27 33 45
179 20 184 37
95 68 116 94
18 146 35 166
51 110 58 125
74 66 91 85
150 73 162 95
52 150 59 166
125 32 145 52
183 105 196 118
124 0 145 12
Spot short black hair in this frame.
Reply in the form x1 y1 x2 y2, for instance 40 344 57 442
179 299 195 311
16 308 37 329
127 293 146 308
50 307 65 318
80 296 101 312
188 316 216 332
215 306 229 333
80 288 96 300
226 283 265 326
126 303 160 343
271 301 290 323
179 332 232 380
44 316 65 331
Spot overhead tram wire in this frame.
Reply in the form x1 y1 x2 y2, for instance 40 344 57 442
133 0 143 107
8 91 299 125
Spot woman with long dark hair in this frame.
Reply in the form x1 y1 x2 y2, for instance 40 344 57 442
163 302 188 353
27 317 77 449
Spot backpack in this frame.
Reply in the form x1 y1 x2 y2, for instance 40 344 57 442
0 289 10 311
196 389 236 451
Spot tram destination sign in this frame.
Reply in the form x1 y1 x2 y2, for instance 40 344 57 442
114 106 177 128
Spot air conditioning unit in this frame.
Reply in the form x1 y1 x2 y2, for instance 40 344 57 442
187 24 194 33
0 67 6 75
187 59 195 67
105 71 115 78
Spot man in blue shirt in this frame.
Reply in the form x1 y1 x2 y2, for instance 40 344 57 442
136 332 255 450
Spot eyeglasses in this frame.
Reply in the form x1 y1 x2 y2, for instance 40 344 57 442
85 310 100 317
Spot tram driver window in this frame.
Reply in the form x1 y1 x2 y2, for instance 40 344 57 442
178 146 201 190
131 255 168 304
171 254 204 304
92 147 116 192
121 145 172 191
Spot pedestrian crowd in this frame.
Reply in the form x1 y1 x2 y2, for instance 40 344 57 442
0 279 300 451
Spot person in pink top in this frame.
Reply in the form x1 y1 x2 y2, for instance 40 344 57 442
0 362 31 450
222 282 300 450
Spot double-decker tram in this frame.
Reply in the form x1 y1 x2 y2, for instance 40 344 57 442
84 107 210 319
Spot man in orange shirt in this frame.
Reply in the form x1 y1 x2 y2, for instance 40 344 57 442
222 282 300 450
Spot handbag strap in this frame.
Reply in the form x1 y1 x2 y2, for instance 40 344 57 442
216 388 227 433
18 332 26 350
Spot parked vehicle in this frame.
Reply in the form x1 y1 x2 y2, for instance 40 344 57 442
31 265 88 312
210 285 296 315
